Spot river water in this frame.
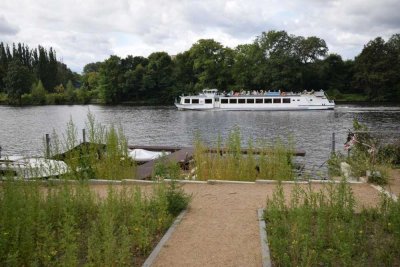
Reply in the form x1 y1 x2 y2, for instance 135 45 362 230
1 104 399 174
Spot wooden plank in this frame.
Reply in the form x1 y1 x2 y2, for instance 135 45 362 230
206 148 305 157
129 145 305 157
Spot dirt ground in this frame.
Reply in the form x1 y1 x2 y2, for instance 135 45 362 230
90 182 382 267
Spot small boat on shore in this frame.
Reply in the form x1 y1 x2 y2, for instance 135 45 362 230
0 156 70 179
175 89 335 111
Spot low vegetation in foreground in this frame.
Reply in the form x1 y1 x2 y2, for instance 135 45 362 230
0 180 190 266
193 128 295 181
264 182 400 266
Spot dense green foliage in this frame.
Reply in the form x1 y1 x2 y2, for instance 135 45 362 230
0 42 79 104
2 30 400 105
265 182 400 266
0 181 190 266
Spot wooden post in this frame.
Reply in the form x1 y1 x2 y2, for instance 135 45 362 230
82 129 86 143
0 145 2 159
331 132 335 153
45 134 50 158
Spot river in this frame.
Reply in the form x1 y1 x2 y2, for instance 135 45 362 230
1 104 399 174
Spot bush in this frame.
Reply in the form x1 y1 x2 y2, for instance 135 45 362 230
152 157 191 216
20 93 33 105
165 181 191 216
0 92 8 104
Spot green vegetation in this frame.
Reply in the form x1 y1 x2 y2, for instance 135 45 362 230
194 128 294 181
328 119 400 185
1 31 400 105
0 42 79 105
51 112 136 180
0 180 190 266
264 182 400 266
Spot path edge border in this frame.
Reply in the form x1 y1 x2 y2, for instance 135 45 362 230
142 209 187 267
257 208 272 267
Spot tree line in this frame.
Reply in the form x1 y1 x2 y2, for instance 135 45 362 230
1 30 400 105
0 42 80 104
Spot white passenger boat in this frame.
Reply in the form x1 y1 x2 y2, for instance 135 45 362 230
175 89 335 111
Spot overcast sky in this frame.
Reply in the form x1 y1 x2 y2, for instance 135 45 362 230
1 0 399 72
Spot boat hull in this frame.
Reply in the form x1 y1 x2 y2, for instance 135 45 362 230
175 103 334 111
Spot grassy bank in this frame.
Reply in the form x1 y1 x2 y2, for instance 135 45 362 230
0 180 190 266
264 182 400 266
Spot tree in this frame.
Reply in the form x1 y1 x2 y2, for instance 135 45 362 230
98 55 123 103
142 52 174 102
83 62 102 74
3 59 33 103
353 37 398 101
65 80 77 103
172 51 196 95
31 80 47 105
188 39 233 91
295 36 328 64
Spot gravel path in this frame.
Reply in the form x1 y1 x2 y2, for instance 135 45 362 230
151 182 380 267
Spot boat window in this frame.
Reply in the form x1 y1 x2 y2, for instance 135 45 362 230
229 98 237 104
221 99 228 104
282 98 291 103
310 99 313 101
205 99 212 104
238 98 245 104
264 98 272 104
184 99 190 104
273 98 281 104
256 99 263 104
192 99 199 104
247 99 254 104
297 99 300 101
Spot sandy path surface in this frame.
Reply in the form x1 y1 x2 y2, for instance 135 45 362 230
148 182 380 267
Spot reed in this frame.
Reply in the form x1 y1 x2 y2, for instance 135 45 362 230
264 181 400 266
194 127 294 181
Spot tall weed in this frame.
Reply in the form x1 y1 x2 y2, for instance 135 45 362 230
194 127 294 181
265 181 400 266
0 181 189 266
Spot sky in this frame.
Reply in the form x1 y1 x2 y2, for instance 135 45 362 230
1 0 399 73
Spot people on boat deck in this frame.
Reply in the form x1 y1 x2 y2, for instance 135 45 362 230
218 89 318 97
